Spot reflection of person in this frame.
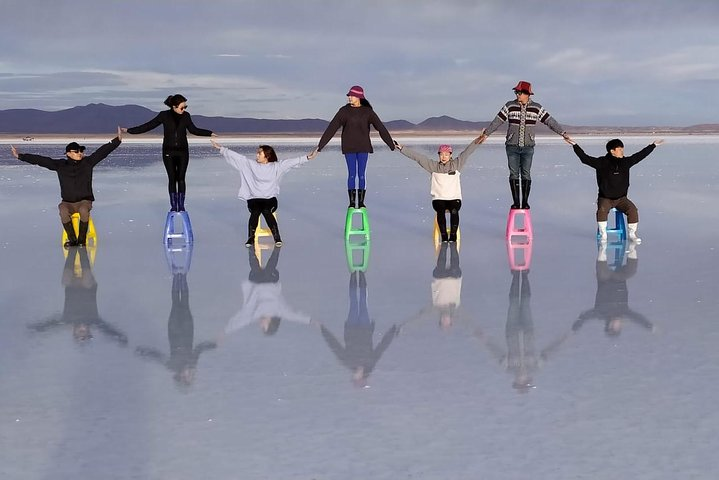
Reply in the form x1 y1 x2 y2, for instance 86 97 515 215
400 242 463 331
477 81 567 209
224 248 311 336
317 85 395 209
395 137 481 242
28 247 128 345
564 136 664 243
475 270 569 392
11 128 122 247
123 94 215 212
318 271 398 387
574 245 653 337
136 273 217 388
212 140 318 247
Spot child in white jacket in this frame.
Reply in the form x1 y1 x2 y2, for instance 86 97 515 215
395 136 481 242
211 139 318 246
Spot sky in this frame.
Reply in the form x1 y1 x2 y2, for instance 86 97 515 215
0 0 717 126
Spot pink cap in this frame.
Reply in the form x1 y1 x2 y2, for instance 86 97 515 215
346 85 365 99
438 144 453 154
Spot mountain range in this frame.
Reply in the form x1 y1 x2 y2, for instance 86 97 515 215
0 103 716 135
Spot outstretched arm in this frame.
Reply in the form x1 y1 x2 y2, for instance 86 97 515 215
397 145 438 173
454 136 483 170
126 112 163 135
86 132 122 167
369 111 395 150
215 142 251 171
317 109 344 151
625 140 661 167
185 112 214 137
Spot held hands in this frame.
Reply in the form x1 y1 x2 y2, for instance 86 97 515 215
117 125 123 140
10 145 18 159
653 139 664 146
563 135 576 145
393 140 403 151
210 139 222 150
475 129 487 144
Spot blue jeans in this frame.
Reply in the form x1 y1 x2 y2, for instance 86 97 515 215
506 145 534 181
345 152 369 189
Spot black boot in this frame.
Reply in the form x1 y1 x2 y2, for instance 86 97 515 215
358 189 366 208
521 179 531 209
170 193 178 212
509 179 521 209
348 189 356 209
77 221 89 247
63 221 78 248
177 193 186 212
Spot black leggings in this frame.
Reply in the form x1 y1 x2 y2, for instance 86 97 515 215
432 199 462 234
163 149 190 194
247 197 279 236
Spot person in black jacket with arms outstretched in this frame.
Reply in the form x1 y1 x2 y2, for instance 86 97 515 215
11 127 122 247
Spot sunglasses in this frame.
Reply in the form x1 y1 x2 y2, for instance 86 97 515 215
515 91 530 95
68 150 84 154
176 105 187 111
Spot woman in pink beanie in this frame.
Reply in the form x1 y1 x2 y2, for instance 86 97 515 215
395 136 482 242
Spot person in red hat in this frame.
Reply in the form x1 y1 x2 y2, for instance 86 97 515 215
317 85 395 209
10 127 122 247
478 81 568 209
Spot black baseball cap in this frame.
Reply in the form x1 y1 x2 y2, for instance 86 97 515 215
65 142 86 153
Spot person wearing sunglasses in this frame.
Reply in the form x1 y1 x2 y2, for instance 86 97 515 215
477 81 569 210
10 127 122 247
122 94 215 212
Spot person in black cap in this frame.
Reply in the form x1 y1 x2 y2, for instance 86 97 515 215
564 136 663 243
11 127 122 247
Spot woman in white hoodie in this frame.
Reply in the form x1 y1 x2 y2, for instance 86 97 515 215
212 140 317 246
395 136 481 242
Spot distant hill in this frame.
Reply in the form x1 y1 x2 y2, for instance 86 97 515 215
0 103 716 135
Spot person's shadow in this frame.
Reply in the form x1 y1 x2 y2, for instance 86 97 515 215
318 271 398 388
475 269 570 393
135 272 217 389
224 247 311 337
574 241 654 337
28 247 128 346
